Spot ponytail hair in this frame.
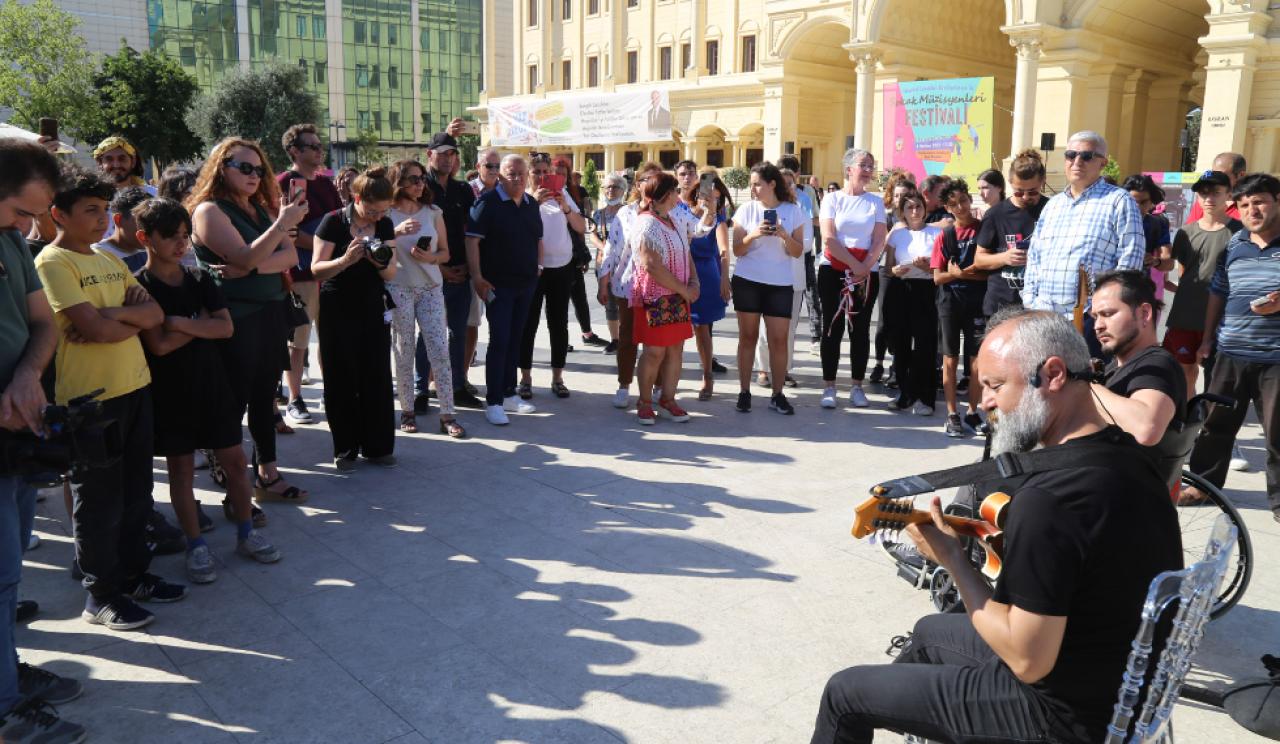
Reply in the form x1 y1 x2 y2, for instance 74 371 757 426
638 172 678 213
352 166 395 203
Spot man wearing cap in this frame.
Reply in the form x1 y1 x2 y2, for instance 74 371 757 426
420 131 484 410
1186 153 1247 224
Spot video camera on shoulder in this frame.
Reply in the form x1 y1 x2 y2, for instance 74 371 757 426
0 390 121 487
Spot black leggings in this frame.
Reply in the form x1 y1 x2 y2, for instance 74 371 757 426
886 278 938 407
220 302 289 466
818 265 878 382
520 263 576 370
873 266 894 363
570 268 593 334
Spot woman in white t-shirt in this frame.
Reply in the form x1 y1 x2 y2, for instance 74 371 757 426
731 162 807 415
817 148 888 410
517 152 586 400
386 160 464 438
883 190 940 414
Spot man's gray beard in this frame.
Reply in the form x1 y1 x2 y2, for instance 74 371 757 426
991 385 1049 455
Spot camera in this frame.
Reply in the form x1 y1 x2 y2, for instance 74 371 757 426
0 390 120 487
362 236 394 267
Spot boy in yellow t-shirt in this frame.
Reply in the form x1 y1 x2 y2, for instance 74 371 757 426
34 170 185 632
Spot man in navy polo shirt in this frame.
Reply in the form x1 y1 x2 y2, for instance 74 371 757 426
1185 173 1280 523
466 154 544 426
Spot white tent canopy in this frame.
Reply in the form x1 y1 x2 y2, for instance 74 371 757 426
0 122 77 155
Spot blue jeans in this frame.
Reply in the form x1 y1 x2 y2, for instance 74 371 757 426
416 280 474 396
484 282 537 406
0 475 36 715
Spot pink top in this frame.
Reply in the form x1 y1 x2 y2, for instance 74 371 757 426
629 212 691 304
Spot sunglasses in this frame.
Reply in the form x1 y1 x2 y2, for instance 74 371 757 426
482 163 500 170
1064 150 1101 163
1011 188 1042 197
224 159 266 178
294 141 323 152
401 175 426 185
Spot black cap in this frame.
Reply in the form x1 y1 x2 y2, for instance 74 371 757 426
428 133 458 152
1193 170 1231 193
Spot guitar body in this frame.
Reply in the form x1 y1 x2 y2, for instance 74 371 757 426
852 491 1012 579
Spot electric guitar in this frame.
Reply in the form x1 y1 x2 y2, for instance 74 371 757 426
851 491 1012 579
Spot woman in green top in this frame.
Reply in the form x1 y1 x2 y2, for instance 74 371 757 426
187 137 309 506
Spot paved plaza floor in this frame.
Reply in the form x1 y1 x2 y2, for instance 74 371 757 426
17 288 1278 743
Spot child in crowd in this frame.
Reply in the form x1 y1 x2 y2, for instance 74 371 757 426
134 198 282 584
931 179 989 438
92 186 151 274
34 169 185 632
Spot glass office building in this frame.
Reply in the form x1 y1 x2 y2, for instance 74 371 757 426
144 0 481 146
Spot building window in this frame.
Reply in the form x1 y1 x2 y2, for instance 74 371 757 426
179 45 196 67
561 60 571 89
314 61 326 85
562 0 571 20
659 46 672 80
389 66 399 89
706 148 724 167
659 150 679 169
371 64 381 88
355 64 369 87
587 56 598 87
390 112 402 131
706 40 719 75
357 110 371 130
528 64 538 91
354 21 366 44
527 0 537 26
421 28 431 50
370 23 379 44
462 76 472 95
438 69 448 90
422 68 432 92
461 33 471 53
373 111 381 130
586 152 604 170
298 59 308 76
313 15 326 39
296 14 306 37
388 24 398 45
741 35 756 72
626 51 638 83
627 0 638 7
588 0 599 13
624 150 643 169
439 30 449 51
746 148 763 167
680 42 690 71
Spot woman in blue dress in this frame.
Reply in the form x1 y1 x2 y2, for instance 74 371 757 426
684 173 733 400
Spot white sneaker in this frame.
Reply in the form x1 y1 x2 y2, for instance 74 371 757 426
848 386 870 408
485 405 510 425
1230 444 1249 472
502 395 536 414
26 533 39 550
186 544 217 584
301 367 312 385
820 387 837 409
912 401 935 416
612 388 630 409
236 529 282 563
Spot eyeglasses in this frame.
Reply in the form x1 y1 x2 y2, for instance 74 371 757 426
224 159 266 178
1064 150 1101 163
482 163 500 170
401 175 426 185
294 142 322 152
851 163 876 172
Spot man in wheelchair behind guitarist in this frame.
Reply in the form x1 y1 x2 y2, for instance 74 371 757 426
810 308 1182 744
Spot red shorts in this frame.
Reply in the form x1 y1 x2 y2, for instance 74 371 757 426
1162 327 1203 365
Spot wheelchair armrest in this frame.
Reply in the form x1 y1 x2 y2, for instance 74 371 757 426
1190 392 1235 409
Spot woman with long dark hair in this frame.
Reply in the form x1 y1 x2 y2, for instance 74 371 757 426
683 171 732 400
883 191 940 414
554 156 607 349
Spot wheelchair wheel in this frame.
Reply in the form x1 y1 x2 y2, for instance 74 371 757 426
1178 471 1253 619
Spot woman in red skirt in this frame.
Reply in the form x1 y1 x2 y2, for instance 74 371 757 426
629 172 699 425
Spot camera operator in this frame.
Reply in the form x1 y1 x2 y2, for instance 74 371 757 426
0 138 87 741
312 167 399 470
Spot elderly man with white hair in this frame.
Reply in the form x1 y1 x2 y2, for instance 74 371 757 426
1021 130 1145 355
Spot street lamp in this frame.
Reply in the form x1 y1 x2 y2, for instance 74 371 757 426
328 120 347 169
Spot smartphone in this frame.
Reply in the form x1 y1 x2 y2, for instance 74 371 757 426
485 287 497 304
539 173 566 194
1251 295 1271 308
698 173 716 201
416 235 434 253
763 208 778 233
38 118 57 141
290 177 307 201
459 120 481 136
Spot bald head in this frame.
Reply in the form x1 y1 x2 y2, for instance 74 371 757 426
1213 152 1247 185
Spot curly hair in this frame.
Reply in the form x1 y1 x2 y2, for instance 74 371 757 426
184 138 281 217
51 166 115 214
387 159 432 206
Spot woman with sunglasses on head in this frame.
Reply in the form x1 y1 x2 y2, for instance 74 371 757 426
312 168 400 470
187 137 310 508
591 172 629 354
972 149 1046 318
386 159 465 438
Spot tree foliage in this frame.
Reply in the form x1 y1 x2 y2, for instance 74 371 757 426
721 167 750 190
581 159 600 201
352 128 385 168
0 0 101 138
89 44 202 168
187 63 322 171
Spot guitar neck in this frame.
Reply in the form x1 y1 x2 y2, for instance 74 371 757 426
883 510 991 537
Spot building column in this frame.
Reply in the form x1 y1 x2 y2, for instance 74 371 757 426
682 136 701 163
727 138 743 168
762 77 798 161
325 0 346 141
410 0 423 142
1005 27 1042 156
603 144 623 174
235 0 250 71
1196 10 1270 169
1031 54 1091 184
846 46 880 151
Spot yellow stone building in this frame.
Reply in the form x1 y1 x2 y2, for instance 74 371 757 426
477 0 1279 183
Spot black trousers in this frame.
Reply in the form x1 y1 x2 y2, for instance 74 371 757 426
1189 353 1280 510
818 265 878 382
806 252 822 342
570 268 593 335
887 277 939 408
873 266 894 363
520 263 576 371
810 614 1057 744
72 387 154 601
220 303 289 466
318 293 395 459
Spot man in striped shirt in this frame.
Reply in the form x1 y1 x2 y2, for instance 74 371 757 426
1184 173 1280 523
1022 131 1145 354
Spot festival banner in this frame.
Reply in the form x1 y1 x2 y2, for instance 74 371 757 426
882 77 994 184
488 89 673 146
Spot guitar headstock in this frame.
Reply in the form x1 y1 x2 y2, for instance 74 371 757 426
851 496 920 538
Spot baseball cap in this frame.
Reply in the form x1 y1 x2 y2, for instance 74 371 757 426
1192 170 1231 193
428 133 458 152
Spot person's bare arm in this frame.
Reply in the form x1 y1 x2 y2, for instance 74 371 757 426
821 217 858 266
140 308 233 357
1197 293 1226 362
856 222 888 273
59 303 144 344
0 289 57 432
191 198 303 271
467 235 492 299
311 238 364 282
1090 384 1177 446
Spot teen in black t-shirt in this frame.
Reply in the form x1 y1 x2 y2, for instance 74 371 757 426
975 197 1045 316
1104 345 1186 425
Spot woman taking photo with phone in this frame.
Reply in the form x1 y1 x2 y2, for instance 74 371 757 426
188 137 309 507
685 172 733 400
312 168 400 470
386 159 465 438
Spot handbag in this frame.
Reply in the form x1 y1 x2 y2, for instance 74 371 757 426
285 291 310 329
643 293 690 327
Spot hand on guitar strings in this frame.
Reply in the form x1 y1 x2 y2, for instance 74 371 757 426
905 496 966 568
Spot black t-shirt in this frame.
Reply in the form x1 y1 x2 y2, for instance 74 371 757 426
1103 345 1186 425
991 427 1182 742
465 185 544 289
426 170 477 269
925 207 951 225
934 222 986 307
976 198 1045 316
135 266 229 388
314 207 396 310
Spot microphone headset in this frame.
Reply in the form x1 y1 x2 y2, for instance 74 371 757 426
1028 358 1099 388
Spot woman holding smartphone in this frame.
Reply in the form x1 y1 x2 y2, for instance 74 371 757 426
685 172 733 400
386 159 464 438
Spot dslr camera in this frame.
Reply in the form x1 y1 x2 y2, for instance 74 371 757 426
361 236 394 267
0 390 120 487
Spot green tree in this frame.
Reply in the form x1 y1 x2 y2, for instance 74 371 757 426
89 44 202 168
721 167 750 190
581 159 600 201
187 63 322 171
457 133 479 170
0 0 102 138
1102 155 1123 183
352 128 384 168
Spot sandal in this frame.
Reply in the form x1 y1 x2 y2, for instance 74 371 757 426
551 381 570 399
697 386 713 401
518 382 533 400
253 474 308 504
439 418 466 439
756 372 771 388
273 412 294 435
399 412 418 433
222 498 267 528
784 375 798 388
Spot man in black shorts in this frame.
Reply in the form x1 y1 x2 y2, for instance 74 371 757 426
809 308 1182 744
931 179 988 437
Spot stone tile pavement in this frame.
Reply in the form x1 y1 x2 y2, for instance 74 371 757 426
17 293 1278 743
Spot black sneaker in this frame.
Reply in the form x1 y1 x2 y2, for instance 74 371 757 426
963 411 989 435
285 398 313 424
146 510 185 556
869 364 884 384
769 393 795 415
18 663 83 705
222 498 266 528
82 595 153 631
16 600 37 623
274 381 287 405
887 396 913 412
195 500 214 533
123 573 187 604
582 332 608 347
603 340 618 354
453 389 485 409
885 369 899 390
463 381 479 396
711 358 728 374
957 376 970 394
0 698 86 744
944 413 967 438
884 540 926 569
413 393 430 414
735 391 752 413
